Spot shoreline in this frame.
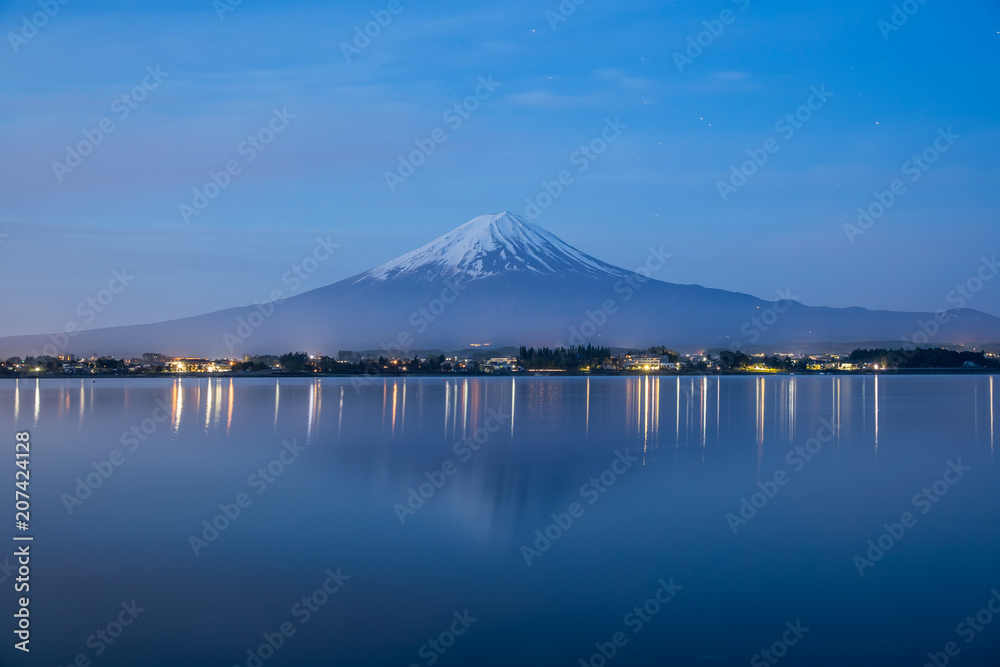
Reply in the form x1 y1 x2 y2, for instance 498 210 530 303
2 367 998 381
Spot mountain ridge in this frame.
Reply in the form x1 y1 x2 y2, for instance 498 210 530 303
1 212 998 358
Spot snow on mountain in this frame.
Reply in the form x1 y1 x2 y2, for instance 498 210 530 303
354 212 630 284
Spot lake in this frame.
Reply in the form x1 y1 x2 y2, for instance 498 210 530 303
1 375 998 666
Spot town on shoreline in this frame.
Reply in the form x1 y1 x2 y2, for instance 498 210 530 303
2 345 998 379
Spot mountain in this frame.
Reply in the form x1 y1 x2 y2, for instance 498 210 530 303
2 211 998 358
354 213 630 284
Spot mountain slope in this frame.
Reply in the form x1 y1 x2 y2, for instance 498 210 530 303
1 212 998 358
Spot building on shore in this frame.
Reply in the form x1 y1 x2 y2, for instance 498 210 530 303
623 354 663 371
485 357 519 372
168 358 231 373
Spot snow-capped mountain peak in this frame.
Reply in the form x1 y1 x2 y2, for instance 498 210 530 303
355 212 630 284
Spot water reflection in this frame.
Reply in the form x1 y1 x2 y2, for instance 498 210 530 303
510 377 516 438
756 376 765 468
385 379 410 438
390 382 397 434
717 376 721 440
787 376 797 442
874 374 880 454
525 381 562 432
338 386 344 438
3 374 993 547
833 377 841 444
306 379 322 443
444 380 450 439
33 379 40 427
674 375 681 448
3 376 995 666
213 378 223 428
226 378 234 435
171 379 182 433
624 376 661 460
700 376 707 453
273 380 280 432
462 379 469 441
205 377 213 430
6 374 994 468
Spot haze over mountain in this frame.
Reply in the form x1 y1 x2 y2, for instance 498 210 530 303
3 212 998 359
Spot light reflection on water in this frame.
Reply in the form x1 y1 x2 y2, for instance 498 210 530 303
6 374 996 466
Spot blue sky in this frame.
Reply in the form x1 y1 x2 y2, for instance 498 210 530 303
1 0 998 336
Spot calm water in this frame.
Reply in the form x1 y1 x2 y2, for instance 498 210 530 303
1 375 998 666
